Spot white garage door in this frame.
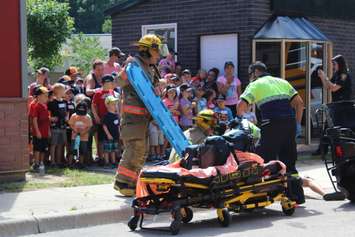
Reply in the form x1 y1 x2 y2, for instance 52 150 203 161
200 34 238 75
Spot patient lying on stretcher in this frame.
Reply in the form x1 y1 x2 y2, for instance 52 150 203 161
141 136 286 182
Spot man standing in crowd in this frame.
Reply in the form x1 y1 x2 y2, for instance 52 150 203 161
28 67 50 97
104 47 125 75
114 34 167 197
85 59 105 97
237 62 304 174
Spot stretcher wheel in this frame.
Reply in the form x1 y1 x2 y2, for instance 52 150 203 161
128 215 139 231
170 210 182 235
181 207 193 224
282 206 295 216
217 208 231 227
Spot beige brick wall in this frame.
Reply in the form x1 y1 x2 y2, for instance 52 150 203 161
0 98 28 182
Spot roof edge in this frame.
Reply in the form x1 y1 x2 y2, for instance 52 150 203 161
104 0 146 16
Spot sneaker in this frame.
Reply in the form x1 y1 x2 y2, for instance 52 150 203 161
323 192 346 201
31 163 40 172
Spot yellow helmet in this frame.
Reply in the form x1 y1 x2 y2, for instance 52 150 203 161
136 34 168 57
194 109 217 131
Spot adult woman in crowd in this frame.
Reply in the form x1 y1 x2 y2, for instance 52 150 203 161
203 67 219 94
217 62 241 117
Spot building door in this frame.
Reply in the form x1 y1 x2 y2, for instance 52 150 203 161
200 34 238 75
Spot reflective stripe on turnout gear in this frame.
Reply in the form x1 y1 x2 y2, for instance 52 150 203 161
122 105 149 115
117 166 138 181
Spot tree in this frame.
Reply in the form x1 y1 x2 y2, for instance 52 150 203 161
63 34 106 75
58 0 122 33
27 0 74 70
102 18 112 33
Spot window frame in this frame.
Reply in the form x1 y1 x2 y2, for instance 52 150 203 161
141 23 178 59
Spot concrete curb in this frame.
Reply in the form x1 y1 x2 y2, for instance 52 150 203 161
0 205 133 237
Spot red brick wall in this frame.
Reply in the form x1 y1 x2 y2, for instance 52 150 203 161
0 0 22 97
0 99 28 182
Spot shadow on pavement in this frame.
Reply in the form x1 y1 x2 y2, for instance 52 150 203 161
132 205 323 237
333 201 355 212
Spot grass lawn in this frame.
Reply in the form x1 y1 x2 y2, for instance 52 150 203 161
0 168 114 193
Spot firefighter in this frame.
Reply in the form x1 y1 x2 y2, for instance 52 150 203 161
114 34 168 196
237 62 304 173
169 109 218 163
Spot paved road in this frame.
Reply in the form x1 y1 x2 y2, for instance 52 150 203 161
25 199 355 237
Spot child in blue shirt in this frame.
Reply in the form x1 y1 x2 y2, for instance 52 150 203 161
214 94 233 123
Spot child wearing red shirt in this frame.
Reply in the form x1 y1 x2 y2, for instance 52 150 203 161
92 74 116 160
30 87 50 171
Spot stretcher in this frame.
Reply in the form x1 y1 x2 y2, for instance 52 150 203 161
127 138 297 235
126 61 189 157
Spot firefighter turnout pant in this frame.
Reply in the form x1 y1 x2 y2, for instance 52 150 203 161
114 119 149 197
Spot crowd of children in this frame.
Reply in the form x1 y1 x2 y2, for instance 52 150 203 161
28 46 255 169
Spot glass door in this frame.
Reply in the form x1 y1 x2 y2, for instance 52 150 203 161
310 43 325 136
284 42 308 139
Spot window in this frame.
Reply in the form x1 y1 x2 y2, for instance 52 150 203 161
142 23 177 56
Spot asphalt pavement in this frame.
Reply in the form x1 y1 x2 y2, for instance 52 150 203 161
23 199 355 237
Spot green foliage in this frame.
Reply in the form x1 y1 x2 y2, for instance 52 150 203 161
27 0 74 70
63 33 106 75
102 18 112 33
58 0 122 33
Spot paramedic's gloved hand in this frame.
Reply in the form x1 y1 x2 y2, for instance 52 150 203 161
296 123 302 138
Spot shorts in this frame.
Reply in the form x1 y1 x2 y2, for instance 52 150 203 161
71 140 89 156
50 128 67 145
33 137 49 152
149 123 164 146
103 140 119 153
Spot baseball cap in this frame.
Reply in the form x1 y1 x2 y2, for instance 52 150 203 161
171 75 179 81
249 61 267 73
224 61 235 68
105 95 119 105
165 84 177 93
179 83 190 92
182 69 191 75
33 86 48 96
110 47 126 57
101 74 115 84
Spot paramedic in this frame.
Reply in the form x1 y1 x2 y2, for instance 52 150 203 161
237 62 304 173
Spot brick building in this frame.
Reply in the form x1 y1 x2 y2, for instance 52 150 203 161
106 0 355 143
0 1 28 182
106 0 355 83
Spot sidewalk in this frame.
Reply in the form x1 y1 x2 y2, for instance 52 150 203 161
0 184 133 237
0 158 333 237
